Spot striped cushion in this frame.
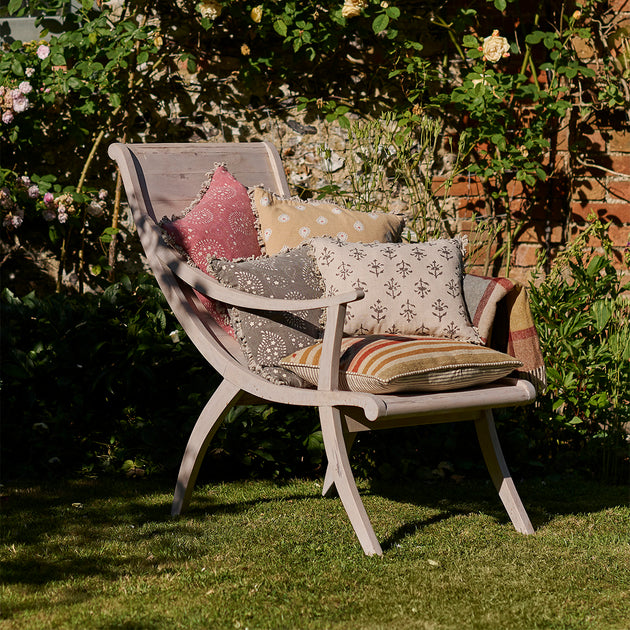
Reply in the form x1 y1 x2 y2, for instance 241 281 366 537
279 335 522 393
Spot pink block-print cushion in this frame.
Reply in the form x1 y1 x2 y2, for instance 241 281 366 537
160 164 262 332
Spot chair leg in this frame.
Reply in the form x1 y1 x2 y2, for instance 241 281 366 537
475 409 534 534
172 380 243 516
322 429 357 498
319 406 383 556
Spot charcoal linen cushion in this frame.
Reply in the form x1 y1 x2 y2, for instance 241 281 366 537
208 244 325 386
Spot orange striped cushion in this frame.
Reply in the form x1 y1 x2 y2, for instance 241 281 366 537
279 335 522 393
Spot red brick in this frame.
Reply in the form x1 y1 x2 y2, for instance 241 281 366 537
609 154 630 176
608 129 630 152
573 178 606 201
583 129 607 151
609 0 630 13
457 199 486 217
608 223 630 247
556 126 570 152
608 179 630 202
520 222 564 243
507 267 535 284
514 243 543 267
467 240 499 268
432 176 483 197
571 201 630 223
528 199 566 222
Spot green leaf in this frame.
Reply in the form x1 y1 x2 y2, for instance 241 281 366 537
564 66 578 79
337 115 350 130
494 0 507 10
8 0 23 15
109 92 121 109
373 14 389 34
592 300 612 332
273 19 288 37
11 59 24 76
525 31 544 45
463 35 479 48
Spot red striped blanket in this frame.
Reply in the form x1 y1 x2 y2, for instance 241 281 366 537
463 274 547 392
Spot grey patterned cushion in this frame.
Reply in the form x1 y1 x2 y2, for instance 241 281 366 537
308 237 481 344
208 245 325 386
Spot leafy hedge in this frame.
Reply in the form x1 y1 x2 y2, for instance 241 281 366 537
1 276 326 481
3 238 628 484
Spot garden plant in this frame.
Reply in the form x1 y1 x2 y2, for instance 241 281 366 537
1 0 628 482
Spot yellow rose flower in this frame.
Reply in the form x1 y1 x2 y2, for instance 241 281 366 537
251 5 263 23
197 0 222 21
241 44 251 56
342 0 367 19
482 30 510 63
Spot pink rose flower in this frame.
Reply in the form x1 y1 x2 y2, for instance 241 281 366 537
11 90 29 113
44 192 55 205
2 110 14 124
37 45 50 60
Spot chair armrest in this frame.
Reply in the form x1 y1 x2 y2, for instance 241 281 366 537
159 245 357 392
157 247 364 312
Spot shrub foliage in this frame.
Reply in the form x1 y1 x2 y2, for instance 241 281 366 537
1 0 628 481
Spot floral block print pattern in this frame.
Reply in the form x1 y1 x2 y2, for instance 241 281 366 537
309 237 481 344
208 244 325 387
249 186 404 255
160 164 261 332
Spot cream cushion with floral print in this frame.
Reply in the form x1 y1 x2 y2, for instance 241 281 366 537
250 187 404 255
308 236 481 344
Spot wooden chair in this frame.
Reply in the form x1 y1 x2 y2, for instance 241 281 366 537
108 141 536 556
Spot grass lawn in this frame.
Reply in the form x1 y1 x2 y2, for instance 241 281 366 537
1 475 628 629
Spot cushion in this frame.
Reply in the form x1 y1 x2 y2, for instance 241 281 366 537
160 164 261 332
250 186 405 255
279 335 522 393
309 237 481 343
208 244 325 386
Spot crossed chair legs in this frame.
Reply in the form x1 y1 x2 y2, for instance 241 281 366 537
172 382 534 556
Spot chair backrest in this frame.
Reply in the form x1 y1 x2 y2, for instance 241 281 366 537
111 142 290 223
108 141 291 373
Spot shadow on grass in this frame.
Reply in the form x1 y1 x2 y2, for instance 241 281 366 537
369 473 630 549
2 474 627 588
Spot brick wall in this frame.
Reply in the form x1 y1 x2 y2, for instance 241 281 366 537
175 0 630 287
432 0 630 285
